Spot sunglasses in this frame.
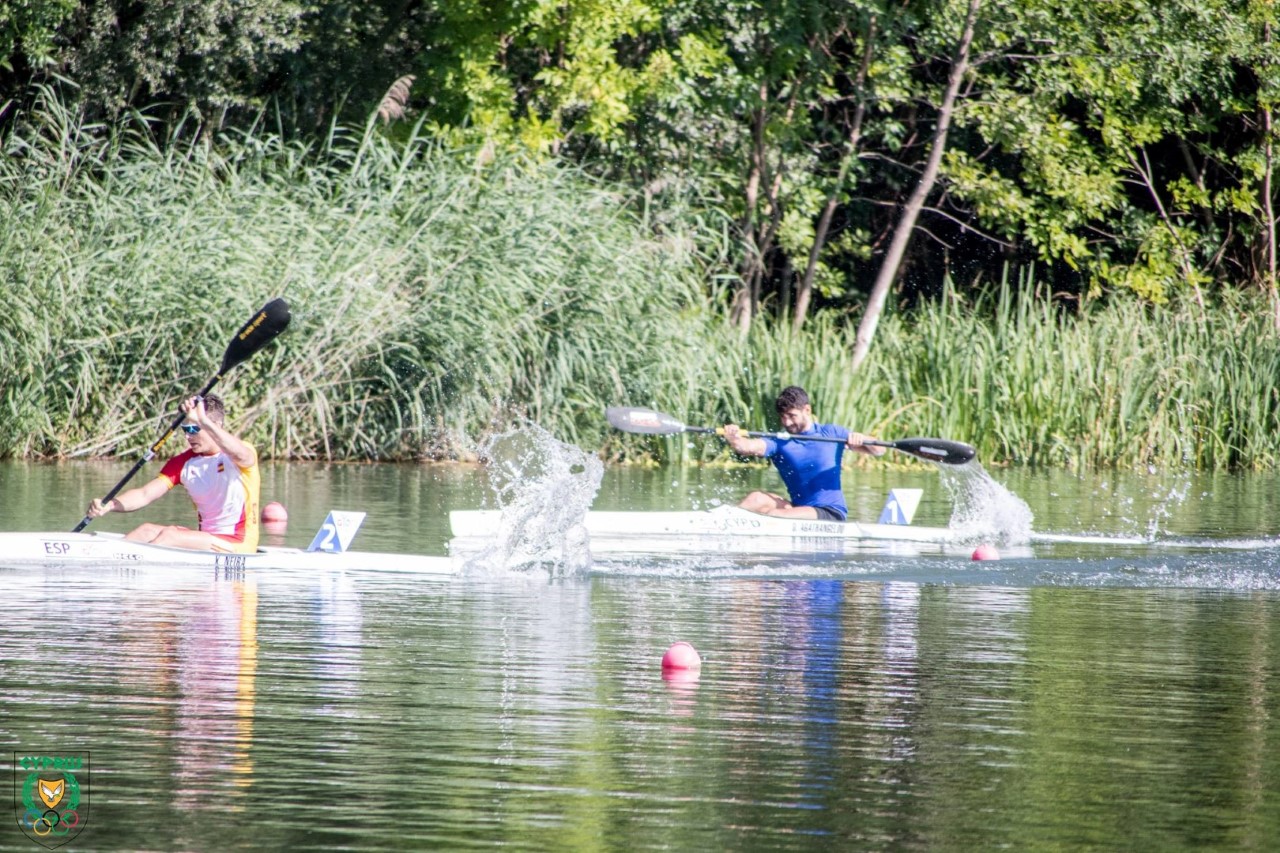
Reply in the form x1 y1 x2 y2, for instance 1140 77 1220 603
181 424 201 435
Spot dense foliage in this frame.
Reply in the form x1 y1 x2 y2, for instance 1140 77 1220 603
2 0 1280 468
0 101 713 460
6 0 1280 315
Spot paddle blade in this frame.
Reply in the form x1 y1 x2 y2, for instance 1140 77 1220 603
220 298 291 374
883 437 976 465
606 407 688 436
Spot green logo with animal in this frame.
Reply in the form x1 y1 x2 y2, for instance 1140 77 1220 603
13 754 89 849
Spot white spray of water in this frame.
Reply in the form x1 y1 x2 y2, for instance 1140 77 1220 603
1144 470 1192 541
939 463 1035 544
456 422 603 575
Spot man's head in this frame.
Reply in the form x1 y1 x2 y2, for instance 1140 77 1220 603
775 385 814 434
182 394 226 454
201 394 226 425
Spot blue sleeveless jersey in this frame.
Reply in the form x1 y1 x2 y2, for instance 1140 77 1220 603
760 423 849 520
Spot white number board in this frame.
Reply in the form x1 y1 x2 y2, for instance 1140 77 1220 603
306 510 367 553
877 488 923 525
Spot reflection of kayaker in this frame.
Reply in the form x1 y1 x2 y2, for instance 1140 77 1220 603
173 580 259 809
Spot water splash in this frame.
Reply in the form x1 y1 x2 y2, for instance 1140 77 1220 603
939 462 1035 544
1144 469 1192 540
456 421 603 575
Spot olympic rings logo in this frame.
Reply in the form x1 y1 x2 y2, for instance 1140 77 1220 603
22 807 80 837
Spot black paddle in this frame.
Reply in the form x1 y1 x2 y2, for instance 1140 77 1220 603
605 406 977 465
73 298 292 533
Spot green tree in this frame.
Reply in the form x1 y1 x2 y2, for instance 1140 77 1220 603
0 0 76 72
609 0 919 332
851 0 981 370
54 0 303 120
287 0 672 148
942 0 1280 305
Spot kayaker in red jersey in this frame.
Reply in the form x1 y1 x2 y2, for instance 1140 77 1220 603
85 393 261 553
722 385 884 522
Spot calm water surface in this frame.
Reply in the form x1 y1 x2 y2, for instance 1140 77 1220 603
2 459 1280 850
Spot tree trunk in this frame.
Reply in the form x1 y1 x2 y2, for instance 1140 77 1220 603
850 0 981 372
1127 148 1205 308
731 88 769 334
1265 106 1278 330
1264 24 1279 331
794 17 877 332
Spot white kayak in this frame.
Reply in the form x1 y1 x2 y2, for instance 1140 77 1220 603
450 504 966 551
0 531 459 574
448 505 1148 557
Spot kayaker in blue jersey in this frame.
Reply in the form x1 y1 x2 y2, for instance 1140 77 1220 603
723 385 884 522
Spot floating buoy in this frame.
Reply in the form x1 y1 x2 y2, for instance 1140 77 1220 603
661 641 702 671
972 543 1000 561
262 501 289 523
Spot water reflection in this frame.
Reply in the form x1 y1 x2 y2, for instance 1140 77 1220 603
662 668 701 717
312 572 362 716
139 576 259 812
5 459 1280 848
1 569 1279 848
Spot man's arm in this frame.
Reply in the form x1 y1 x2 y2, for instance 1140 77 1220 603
196 418 258 469
87 476 171 518
723 424 768 457
186 397 258 469
846 432 887 457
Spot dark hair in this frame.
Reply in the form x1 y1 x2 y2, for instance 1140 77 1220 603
775 386 810 412
202 393 226 424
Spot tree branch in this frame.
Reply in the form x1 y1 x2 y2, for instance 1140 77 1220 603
852 0 982 371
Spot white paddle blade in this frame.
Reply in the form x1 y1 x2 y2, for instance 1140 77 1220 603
606 407 688 435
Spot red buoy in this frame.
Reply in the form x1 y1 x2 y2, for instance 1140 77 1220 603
971 543 1000 561
262 501 289 523
662 641 702 671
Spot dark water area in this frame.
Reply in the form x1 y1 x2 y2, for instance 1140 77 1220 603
2 458 1280 849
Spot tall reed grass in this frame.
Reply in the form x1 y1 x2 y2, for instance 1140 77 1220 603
1 94 1277 469
636 268 1280 471
0 92 719 461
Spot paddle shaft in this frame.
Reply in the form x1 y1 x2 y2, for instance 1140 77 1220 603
687 425 850 445
604 407 976 465
718 428 973 463
71 375 227 533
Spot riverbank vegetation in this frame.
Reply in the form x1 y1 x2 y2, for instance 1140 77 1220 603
3 1 1280 469
0 100 717 461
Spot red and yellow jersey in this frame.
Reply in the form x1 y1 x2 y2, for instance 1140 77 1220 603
157 444 260 551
